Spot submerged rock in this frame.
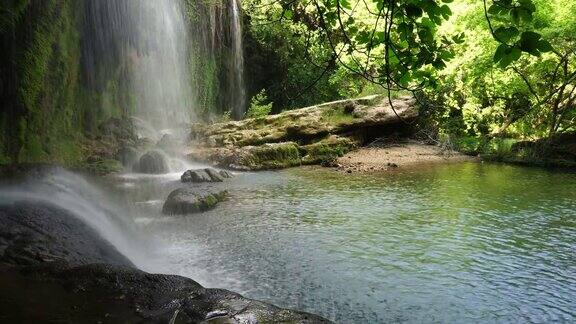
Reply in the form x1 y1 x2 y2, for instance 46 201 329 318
162 188 228 215
133 150 169 174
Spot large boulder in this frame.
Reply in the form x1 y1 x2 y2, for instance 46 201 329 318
133 150 169 174
191 95 417 148
0 201 132 267
162 188 228 215
0 263 331 323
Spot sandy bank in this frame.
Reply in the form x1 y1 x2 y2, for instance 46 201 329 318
334 141 476 172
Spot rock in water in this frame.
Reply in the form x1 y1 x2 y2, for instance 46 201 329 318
181 169 212 182
219 169 234 178
204 168 224 182
134 150 169 174
181 168 227 183
162 188 227 214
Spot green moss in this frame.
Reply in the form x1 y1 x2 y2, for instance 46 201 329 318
301 136 356 164
320 106 357 124
0 0 31 33
17 133 47 163
241 142 302 169
84 159 123 176
1 0 133 166
195 191 228 212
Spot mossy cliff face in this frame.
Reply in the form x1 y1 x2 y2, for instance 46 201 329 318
188 96 419 170
0 0 130 167
1 0 81 165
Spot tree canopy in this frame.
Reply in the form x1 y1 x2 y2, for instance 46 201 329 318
243 0 576 138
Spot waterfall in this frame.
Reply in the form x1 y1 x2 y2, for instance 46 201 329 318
229 0 246 119
83 0 192 135
82 0 247 127
129 0 193 132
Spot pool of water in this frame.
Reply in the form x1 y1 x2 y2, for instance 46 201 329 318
111 162 576 323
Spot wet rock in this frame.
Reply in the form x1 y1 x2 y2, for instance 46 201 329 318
156 133 181 154
133 150 169 174
85 159 123 176
162 188 228 215
0 263 331 323
181 169 211 183
0 201 132 267
219 170 234 178
117 146 139 167
181 168 231 183
204 168 224 182
0 201 329 323
98 117 137 143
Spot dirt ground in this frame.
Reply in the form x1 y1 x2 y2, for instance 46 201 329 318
335 141 475 172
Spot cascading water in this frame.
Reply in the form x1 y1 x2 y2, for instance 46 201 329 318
83 0 247 131
229 0 246 119
128 0 193 132
84 0 193 138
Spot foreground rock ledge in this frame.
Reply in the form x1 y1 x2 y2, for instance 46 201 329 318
0 198 330 323
187 95 418 170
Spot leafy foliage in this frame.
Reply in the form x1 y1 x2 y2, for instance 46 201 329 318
244 0 575 140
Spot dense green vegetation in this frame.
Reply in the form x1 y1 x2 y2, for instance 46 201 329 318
243 0 575 144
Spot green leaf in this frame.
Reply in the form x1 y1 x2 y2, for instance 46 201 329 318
405 4 423 18
494 43 508 63
499 47 522 68
283 9 293 20
399 72 412 87
537 40 554 53
339 0 351 10
494 27 519 43
440 5 452 20
519 31 542 55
